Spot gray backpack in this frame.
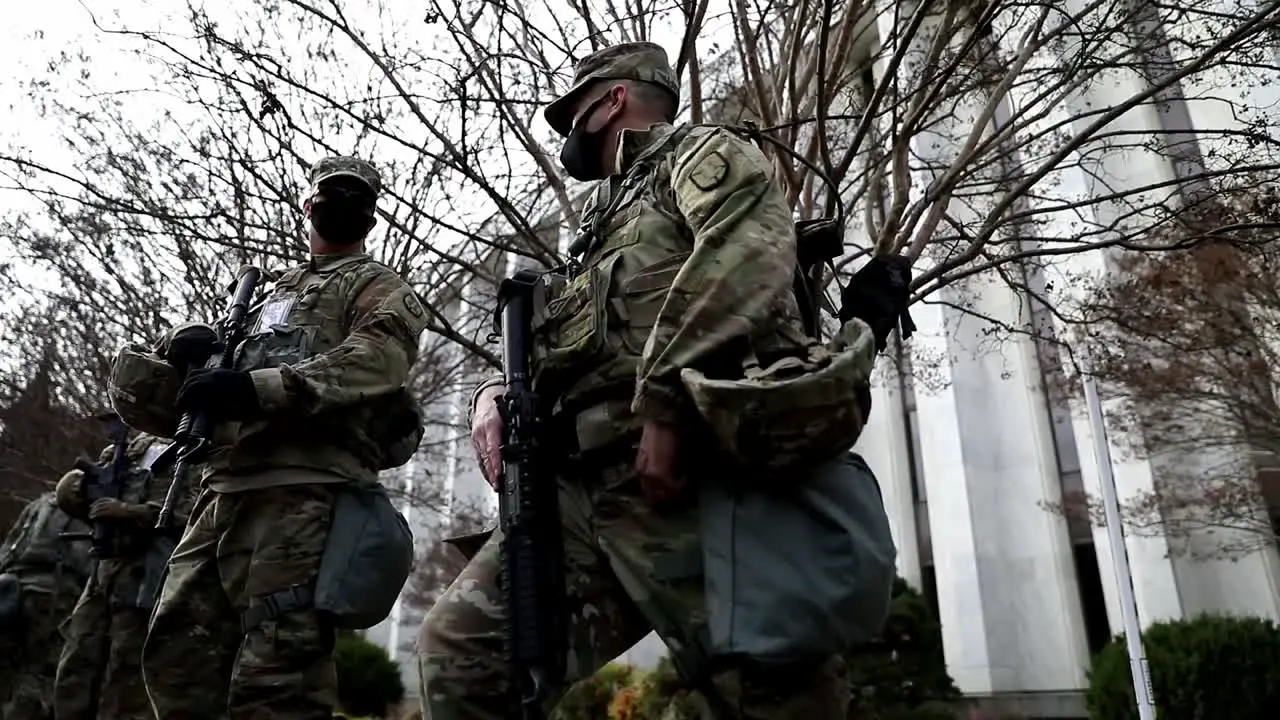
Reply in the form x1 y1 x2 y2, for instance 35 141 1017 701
700 452 897 660
314 483 415 629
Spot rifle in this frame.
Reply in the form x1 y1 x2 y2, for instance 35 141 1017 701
155 265 263 532
60 413 132 558
493 268 566 720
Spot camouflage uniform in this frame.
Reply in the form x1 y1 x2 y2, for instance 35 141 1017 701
108 157 429 720
418 44 848 719
0 493 94 719
53 432 198 720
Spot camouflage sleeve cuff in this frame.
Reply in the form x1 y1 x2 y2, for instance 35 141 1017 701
249 368 288 413
467 376 506 427
631 380 687 425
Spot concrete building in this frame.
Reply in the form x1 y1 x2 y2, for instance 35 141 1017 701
855 0 1280 717
370 0 1280 713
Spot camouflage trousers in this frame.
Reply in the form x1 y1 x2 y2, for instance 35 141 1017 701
142 483 339 720
54 565 153 720
417 459 848 719
2 591 64 720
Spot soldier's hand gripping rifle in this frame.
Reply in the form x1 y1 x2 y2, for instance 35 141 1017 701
60 413 132 558
493 269 566 720
155 265 263 532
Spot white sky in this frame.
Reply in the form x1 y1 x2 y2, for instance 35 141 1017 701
0 0 723 369
0 0 714 254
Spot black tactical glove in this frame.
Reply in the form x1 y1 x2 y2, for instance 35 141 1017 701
165 325 224 372
176 368 261 420
839 255 917 352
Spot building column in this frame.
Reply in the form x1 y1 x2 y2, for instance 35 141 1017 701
869 0 1091 695
1051 0 1280 626
855 363 923 590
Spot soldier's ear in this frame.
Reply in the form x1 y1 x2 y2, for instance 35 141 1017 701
302 197 314 218
609 83 628 113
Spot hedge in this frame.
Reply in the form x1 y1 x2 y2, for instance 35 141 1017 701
1086 613 1280 720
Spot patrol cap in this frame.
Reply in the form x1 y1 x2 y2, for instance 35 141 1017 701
544 41 679 138
308 156 382 196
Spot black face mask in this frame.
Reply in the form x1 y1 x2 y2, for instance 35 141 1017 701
559 95 613 182
308 186 375 246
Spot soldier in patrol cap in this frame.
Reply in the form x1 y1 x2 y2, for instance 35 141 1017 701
109 155 427 719
418 40 882 719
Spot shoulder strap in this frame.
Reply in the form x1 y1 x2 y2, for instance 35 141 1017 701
275 265 309 290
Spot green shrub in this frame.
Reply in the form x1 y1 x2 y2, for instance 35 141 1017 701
846 577 962 717
552 662 635 720
631 656 699 720
334 631 406 719
1085 613 1280 720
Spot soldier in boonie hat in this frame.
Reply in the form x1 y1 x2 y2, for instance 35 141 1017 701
544 41 680 181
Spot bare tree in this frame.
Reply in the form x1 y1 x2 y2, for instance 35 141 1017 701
6 0 1278 350
0 345 109 533
1045 180 1280 559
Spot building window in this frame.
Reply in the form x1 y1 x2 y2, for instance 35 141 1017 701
921 562 941 624
1072 543 1113 657
894 336 935 571
895 337 928 505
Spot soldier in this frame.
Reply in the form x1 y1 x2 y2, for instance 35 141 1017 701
0 490 94 719
52 429 195 720
417 42 903 719
107 156 428 719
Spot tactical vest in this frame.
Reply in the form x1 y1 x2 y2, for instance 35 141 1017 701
200 255 417 483
109 435 172 558
530 125 810 445
532 126 699 403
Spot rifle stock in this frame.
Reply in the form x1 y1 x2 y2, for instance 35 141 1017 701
494 268 566 720
156 265 263 532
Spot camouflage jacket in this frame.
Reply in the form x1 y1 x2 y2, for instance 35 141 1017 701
528 122 807 452
111 254 429 491
0 492 93 600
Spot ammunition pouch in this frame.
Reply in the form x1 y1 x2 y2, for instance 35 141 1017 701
530 260 613 394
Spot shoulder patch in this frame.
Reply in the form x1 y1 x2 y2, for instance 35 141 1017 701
379 283 430 338
403 291 425 319
689 150 730 191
